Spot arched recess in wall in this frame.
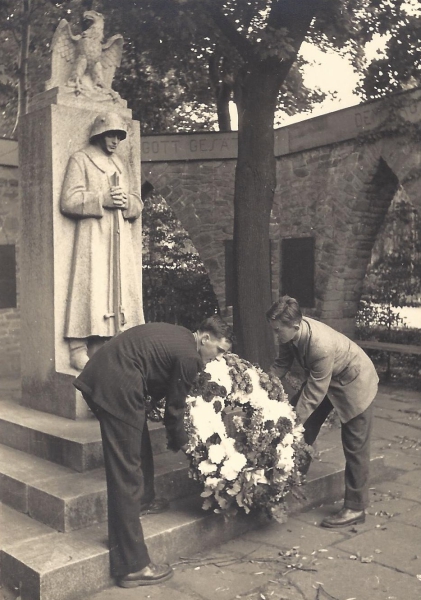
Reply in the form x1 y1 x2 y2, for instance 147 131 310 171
141 181 219 328
274 146 400 337
358 153 421 324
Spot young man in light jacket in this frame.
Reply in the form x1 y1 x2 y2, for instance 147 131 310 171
267 295 379 528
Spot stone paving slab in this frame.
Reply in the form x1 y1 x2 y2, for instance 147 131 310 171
335 521 421 577
391 503 421 528
396 468 421 487
368 487 420 518
373 479 421 503
371 417 421 443
287 549 421 600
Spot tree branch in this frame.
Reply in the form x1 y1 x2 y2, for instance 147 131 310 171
268 0 321 53
201 0 255 62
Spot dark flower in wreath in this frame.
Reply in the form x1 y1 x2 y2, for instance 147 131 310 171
246 385 253 394
208 432 222 445
209 382 226 396
276 416 293 436
260 373 270 383
214 400 223 413
203 389 215 402
264 419 275 431
190 371 211 396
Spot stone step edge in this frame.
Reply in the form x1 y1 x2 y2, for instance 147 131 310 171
0 456 393 600
0 494 256 600
0 398 165 444
0 444 199 532
0 399 168 471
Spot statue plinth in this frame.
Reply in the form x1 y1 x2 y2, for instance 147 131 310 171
29 86 129 114
19 88 142 419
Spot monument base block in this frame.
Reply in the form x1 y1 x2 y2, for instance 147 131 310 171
21 372 89 420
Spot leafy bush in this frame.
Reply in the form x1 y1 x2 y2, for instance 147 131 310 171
142 192 219 330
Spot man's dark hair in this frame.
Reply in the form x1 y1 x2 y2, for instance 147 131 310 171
266 296 302 324
198 314 234 343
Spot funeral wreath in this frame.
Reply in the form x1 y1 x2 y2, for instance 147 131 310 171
184 353 312 518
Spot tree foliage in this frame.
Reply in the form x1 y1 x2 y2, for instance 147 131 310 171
358 3 421 100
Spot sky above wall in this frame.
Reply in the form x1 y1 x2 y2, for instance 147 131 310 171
229 0 421 131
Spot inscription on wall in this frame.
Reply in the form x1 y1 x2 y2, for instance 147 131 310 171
142 133 238 161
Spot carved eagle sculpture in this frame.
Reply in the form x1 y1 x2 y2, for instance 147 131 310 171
49 11 123 93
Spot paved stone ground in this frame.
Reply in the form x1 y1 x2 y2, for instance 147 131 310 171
85 384 421 600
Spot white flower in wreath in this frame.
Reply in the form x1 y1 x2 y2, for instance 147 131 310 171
277 444 295 472
199 459 218 475
249 468 269 486
220 436 237 458
189 398 226 441
208 443 226 464
282 433 294 447
205 476 223 490
206 360 233 392
220 451 247 480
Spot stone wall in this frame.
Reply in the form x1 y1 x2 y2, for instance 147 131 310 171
0 139 20 377
143 141 401 336
142 89 421 337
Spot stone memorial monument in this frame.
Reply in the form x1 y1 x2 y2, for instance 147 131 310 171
19 11 144 418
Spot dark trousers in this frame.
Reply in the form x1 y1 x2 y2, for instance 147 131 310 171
290 392 373 510
89 402 155 577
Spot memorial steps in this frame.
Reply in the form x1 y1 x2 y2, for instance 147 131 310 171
0 394 391 600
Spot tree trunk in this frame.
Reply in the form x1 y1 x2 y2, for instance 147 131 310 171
233 61 281 369
13 0 31 135
216 82 232 131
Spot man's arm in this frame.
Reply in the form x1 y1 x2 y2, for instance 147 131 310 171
269 343 294 379
295 351 334 423
164 356 201 451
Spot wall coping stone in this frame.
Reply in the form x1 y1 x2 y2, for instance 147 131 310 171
142 87 421 162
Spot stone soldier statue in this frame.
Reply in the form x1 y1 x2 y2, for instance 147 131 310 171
61 112 144 370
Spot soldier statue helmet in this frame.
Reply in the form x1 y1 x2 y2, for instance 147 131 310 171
89 112 128 142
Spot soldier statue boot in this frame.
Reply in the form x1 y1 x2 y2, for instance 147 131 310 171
69 339 89 371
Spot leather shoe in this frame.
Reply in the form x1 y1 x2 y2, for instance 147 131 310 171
321 507 365 528
118 562 173 588
140 497 169 515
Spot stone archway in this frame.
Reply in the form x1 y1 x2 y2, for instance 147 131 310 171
273 142 402 336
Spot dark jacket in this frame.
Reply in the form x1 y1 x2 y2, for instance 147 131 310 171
74 323 202 450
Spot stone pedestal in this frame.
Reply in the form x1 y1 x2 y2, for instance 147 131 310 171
19 89 142 419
